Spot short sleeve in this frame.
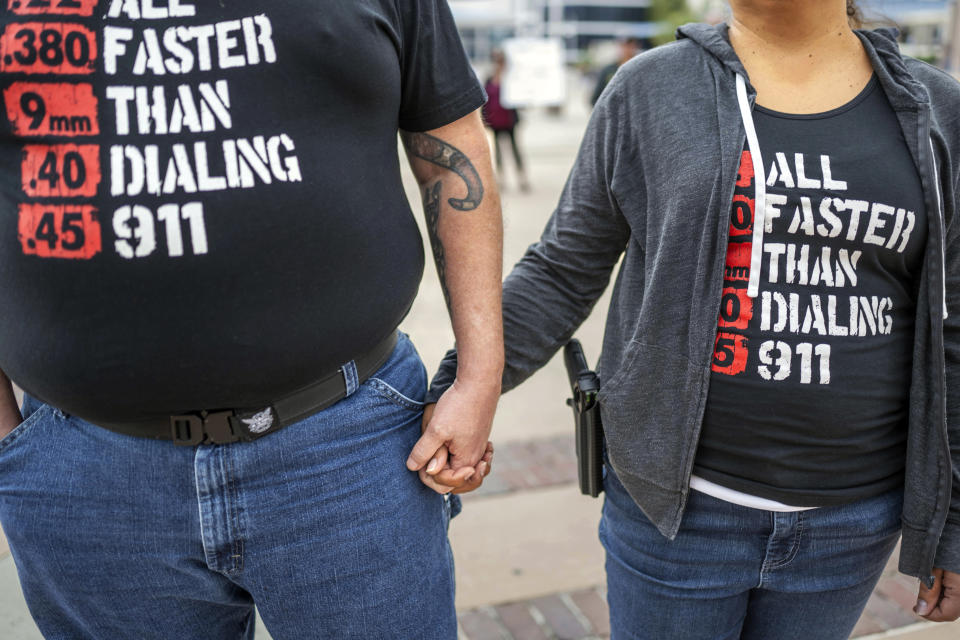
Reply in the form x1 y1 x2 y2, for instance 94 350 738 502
395 0 487 132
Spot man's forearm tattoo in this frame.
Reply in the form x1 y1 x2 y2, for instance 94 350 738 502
423 181 452 310
402 130 486 312
401 131 484 211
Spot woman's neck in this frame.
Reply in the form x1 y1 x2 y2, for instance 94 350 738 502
728 0 874 113
730 0 852 50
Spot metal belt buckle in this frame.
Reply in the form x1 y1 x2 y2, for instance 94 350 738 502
170 410 240 445
202 411 240 444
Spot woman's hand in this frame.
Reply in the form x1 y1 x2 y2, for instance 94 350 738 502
915 568 960 621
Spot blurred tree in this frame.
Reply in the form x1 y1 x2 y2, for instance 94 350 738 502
651 0 696 46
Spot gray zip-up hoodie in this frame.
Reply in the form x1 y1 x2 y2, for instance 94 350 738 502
427 24 960 586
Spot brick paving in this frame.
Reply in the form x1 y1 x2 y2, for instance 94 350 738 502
462 434 579 500
459 588 609 640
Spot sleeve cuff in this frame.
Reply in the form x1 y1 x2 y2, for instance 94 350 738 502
425 348 459 403
399 85 488 133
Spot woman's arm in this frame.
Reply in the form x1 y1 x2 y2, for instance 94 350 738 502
915 160 960 623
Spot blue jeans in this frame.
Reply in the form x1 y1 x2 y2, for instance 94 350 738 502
600 463 902 640
0 333 458 639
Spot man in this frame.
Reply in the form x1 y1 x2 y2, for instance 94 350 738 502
0 1 501 638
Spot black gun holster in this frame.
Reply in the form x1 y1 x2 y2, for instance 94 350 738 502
564 339 604 497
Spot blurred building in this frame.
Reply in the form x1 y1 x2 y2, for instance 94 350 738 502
449 1 959 72
948 1 960 71
450 0 657 62
868 1 956 64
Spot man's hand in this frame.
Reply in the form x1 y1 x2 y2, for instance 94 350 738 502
915 568 960 621
416 396 495 494
0 370 22 441
407 379 499 486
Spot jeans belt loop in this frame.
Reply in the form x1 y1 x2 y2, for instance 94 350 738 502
342 360 359 397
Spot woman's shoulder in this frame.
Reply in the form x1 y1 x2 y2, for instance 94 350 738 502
605 39 713 99
903 56 959 92
619 38 707 75
904 58 960 130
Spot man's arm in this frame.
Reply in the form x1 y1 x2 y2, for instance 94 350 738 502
0 369 22 440
400 109 504 485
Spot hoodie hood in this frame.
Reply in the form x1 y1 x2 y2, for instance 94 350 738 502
676 23 747 80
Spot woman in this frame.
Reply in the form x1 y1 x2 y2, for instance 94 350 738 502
421 0 960 637
482 50 531 192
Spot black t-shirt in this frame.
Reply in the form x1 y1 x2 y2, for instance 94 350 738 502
696 77 927 506
0 0 485 424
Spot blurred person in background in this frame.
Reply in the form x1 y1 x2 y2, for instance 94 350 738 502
591 37 642 106
0 1 501 638
483 50 531 192
419 0 960 637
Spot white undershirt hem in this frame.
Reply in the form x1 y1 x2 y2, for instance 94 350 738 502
690 475 819 512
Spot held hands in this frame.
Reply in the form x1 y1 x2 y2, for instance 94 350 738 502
418 428 493 495
406 377 499 494
915 568 960 622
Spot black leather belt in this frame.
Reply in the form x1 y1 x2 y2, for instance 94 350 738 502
95 331 399 445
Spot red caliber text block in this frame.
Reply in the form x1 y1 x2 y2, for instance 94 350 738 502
0 22 97 75
717 287 753 330
21 144 100 197
3 82 99 137
18 203 101 259
6 0 98 16
736 150 754 188
712 332 748 376
723 241 752 283
729 195 754 236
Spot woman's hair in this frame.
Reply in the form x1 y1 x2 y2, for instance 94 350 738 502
846 0 863 28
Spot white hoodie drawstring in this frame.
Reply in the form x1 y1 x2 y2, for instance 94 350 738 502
929 137 949 320
735 74 766 299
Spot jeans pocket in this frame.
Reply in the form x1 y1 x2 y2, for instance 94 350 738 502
0 402 51 455
366 377 426 412
363 334 428 412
